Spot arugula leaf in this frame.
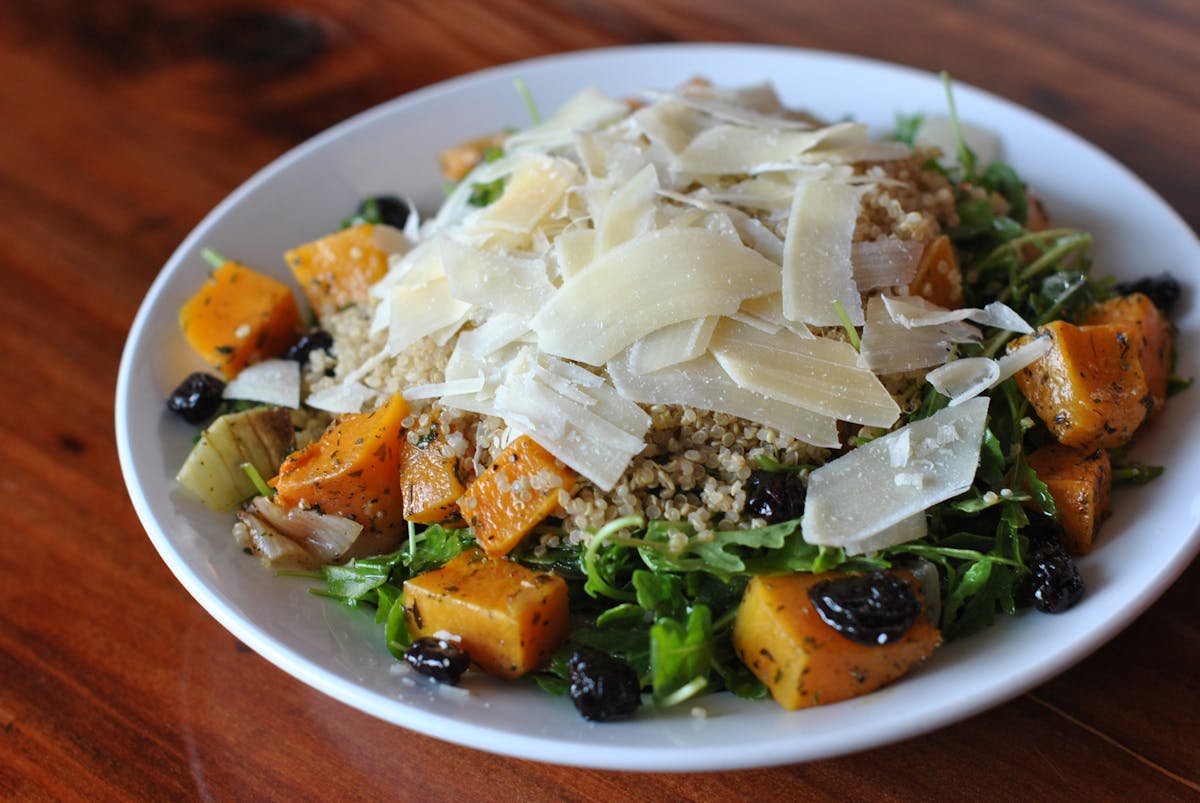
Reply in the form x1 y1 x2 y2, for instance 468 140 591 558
650 605 713 706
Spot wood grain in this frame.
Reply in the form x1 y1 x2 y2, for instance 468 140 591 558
1 1 1196 799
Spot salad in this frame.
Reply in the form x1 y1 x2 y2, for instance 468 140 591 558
167 77 1183 720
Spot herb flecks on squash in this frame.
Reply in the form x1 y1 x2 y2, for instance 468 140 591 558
179 260 302 378
1082 292 1174 417
1026 443 1112 555
271 392 409 551
732 571 941 710
403 549 569 679
400 428 467 526
285 222 395 322
458 435 576 557
1009 321 1150 450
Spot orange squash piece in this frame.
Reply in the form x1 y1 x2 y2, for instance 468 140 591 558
458 436 576 557
1081 293 1174 416
179 260 302 378
400 429 467 525
908 235 963 309
271 393 409 549
438 131 507 181
1026 443 1112 555
732 571 941 710
284 223 395 321
403 549 569 679
1009 321 1150 450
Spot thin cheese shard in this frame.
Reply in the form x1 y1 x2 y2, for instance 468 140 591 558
926 358 1001 406
477 154 579 234
628 316 718 375
781 180 865 326
673 121 862 175
387 277 473 355
505 87 631 153
222 359 300 408
802 397 989 548
439 237 555 315
529 227 780 366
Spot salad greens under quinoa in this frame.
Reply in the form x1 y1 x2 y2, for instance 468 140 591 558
169 75 1183 719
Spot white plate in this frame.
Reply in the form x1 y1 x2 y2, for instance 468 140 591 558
116 43 1200 770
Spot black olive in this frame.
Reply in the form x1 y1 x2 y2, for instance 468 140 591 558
404 636 471 685
567 648 641 722
1114 273 1181 316
1019 546 1086 614
167 372 226 424
744 469 806 523
284 328 333 364
808 571 921 646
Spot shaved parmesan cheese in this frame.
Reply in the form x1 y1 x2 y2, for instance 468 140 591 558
840 512 928 556
852 239 924 291
802 398 989 548
996 331 1053 382
628 316 717 375
926 358 1001 406
439 237 555 314
781 180 865 326
859 296 980 373
882 294 1031 334
644 86 812 131
970 301 1033 333
530 227 780 366
914 116 1001 169
477 154 579 234
305 380 377 414
505 88 631 153
609 351 840 448
387 277 473 355
674 121 862 176
223 359 300 408
553 226 597 280
403 376 485 401
595 163 659 253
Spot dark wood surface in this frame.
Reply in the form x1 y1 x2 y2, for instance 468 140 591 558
2 1 1197 799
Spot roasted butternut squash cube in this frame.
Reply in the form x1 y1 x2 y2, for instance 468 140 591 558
400 430 467 525
732 571 941 710
403 549 569 679
271 393 409 550
1026 443 1112 555
458 436 576 557
179 260 302 378
1010 321 1150 449
1082 293 1174 416
284 223 397 321
908 235 963 309
438 131 507 181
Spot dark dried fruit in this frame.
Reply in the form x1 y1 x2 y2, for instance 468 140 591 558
1020 546 1086 613
567 648 641 722
345 195 412 230
808 571 921 646
1023 513 1067 553
745 469 807 523
1114 273 1181 316
404 636 470 685
284 328 333 364
167 372 225 424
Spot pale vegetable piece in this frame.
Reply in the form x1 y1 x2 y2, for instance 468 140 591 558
781 180 866 327
305 380 377 414
176 407 295 511
529 227 780 366
387 277 473 356
802 397 989 548
609 351 841 449
627 316 718 375
236 496 364 569
926 357 1001 406
915 115 1002 168
221 358 301 408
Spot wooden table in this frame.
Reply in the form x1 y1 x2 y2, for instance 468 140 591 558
2 0 1196 798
